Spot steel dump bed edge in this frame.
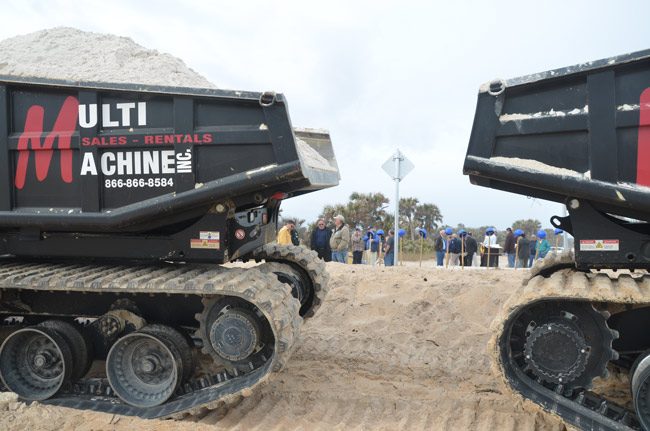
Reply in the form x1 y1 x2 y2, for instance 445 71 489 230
0 75 338 232
463 48 650 221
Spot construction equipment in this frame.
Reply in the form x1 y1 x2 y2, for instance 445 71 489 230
464 49 650 430
0 75 339 418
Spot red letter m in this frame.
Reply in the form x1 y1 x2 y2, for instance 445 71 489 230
15 96 78 190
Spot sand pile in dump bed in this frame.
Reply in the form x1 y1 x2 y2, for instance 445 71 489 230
0 264 566 431
0 27 334 171
0 27 216 88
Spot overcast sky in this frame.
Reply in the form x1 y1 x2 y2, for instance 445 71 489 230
2 0 649 230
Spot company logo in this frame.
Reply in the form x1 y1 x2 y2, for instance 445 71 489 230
15 96 78 190
14 98 152 190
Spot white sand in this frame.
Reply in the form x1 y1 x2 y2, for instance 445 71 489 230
0 27 216 88
296 139 336 171
0 264 566 431
0 27 331 172
500 106 588 122
489 156 590 178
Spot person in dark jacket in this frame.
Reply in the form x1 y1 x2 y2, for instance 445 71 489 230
383 230 395 266
528 234 537 268
434 229 448 266
310 218 331 262
462 231 478 266
504 227 515 268
515 230 530 268
448 233 462 266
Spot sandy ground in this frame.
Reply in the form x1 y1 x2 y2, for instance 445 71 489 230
0 262 567 431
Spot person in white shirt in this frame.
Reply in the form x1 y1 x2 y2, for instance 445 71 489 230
483 227 497 247
482 227 499 267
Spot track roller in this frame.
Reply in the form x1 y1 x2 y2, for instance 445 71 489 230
38 320 92 381
258 262 310 308
632 351 650 430
509 301 616 390
0 324 73 400
106 325 185 408
197 297 273 368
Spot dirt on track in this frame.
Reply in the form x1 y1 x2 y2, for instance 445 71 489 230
0 263 566 431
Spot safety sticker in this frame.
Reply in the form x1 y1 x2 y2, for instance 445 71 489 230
199 231 220 240
234 229 246 240
190 238 220 249
579 239 619 251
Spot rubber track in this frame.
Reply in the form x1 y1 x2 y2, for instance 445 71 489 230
490 252 650 430
253 244 329 318
0 260 301 419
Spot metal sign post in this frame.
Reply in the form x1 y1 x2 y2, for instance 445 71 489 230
382 149 414 266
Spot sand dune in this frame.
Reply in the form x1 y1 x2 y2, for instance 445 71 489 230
0 263 565 430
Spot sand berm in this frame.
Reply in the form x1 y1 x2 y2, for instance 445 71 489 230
0 263 566 431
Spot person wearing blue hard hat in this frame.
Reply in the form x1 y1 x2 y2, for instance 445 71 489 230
535 229 551 260
528 233 537 268
434 229 448 266
483 227 497 247
552 228 564 255
515 230 530 268
374 228 383 265
447 232 462 266
365 228 378 266
481 227 499 267
462 231 478 266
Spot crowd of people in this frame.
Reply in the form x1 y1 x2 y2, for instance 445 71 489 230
432 226 552 268
277 215 398 266
277 216 555 268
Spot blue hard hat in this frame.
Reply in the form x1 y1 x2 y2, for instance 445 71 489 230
445 227 453 235
537 230 547 239
398 229 406 237
514 229 523 237
417 228 427 238
377 229 385 235
554 228 563 235
458 229 467 236
486 227 495 234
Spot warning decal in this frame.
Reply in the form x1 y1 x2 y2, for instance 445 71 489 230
580 239 619 251
190 238 220 249
199 231 220 240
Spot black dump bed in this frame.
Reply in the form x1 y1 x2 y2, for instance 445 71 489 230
464 49 650 222
0 76 338 233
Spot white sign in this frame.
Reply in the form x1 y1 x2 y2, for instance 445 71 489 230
382 149 414 266
382 151 414 180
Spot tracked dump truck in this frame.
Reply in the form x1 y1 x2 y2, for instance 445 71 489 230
464 49 650 430
0 76 338 418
